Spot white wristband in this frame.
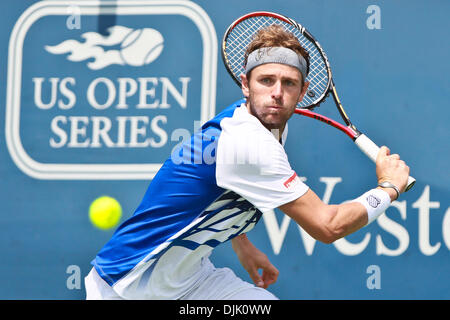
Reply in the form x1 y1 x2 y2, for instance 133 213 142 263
353 188 391 225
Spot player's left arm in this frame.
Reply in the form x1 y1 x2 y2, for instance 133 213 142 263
279 146 408 243
231 233 279 289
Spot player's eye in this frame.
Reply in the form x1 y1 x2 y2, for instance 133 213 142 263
283 79 296 87
259 77 273 85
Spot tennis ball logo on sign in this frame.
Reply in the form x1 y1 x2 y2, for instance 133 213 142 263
121 28 164 66
45 26 164 69
6 1 217 180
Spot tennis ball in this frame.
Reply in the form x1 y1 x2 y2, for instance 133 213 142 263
89 196 122 230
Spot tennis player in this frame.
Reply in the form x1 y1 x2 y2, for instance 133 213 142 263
85 25 409 300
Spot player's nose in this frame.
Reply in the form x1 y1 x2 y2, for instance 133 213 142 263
271 81 282 100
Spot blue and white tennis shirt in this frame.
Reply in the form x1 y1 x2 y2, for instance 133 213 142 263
92 99 309 299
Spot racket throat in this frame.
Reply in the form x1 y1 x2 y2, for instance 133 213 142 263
349 126 362 141
330 84 352 124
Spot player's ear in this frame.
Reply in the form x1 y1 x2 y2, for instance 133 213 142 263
298 81 310 103
241 74 250 98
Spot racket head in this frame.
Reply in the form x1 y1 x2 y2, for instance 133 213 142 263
222 11 332 109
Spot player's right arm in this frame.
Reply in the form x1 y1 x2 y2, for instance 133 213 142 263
232 233 279 289
279 146 409 244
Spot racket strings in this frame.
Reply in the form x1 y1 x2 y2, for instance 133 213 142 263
226 17 275 75
224 15 330 108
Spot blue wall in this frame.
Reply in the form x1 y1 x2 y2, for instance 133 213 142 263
0 0 448 299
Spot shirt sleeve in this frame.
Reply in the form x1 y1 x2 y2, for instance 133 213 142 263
215 108 309 213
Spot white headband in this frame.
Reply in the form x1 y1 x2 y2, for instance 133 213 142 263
245 47 308 81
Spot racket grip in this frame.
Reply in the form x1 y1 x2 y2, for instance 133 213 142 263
354 134 416 192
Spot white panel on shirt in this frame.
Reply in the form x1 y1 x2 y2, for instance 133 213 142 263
216 103 309 213
112 190 261 299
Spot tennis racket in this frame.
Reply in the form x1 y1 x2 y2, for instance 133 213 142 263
221 11 415 192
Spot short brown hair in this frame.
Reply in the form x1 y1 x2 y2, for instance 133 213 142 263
244 25 309 82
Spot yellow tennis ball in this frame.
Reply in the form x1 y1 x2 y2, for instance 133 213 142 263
89 196 122 230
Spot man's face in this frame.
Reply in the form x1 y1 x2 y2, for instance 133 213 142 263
241 63 309 133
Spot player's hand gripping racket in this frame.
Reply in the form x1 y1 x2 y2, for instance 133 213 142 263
221 11 415 192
